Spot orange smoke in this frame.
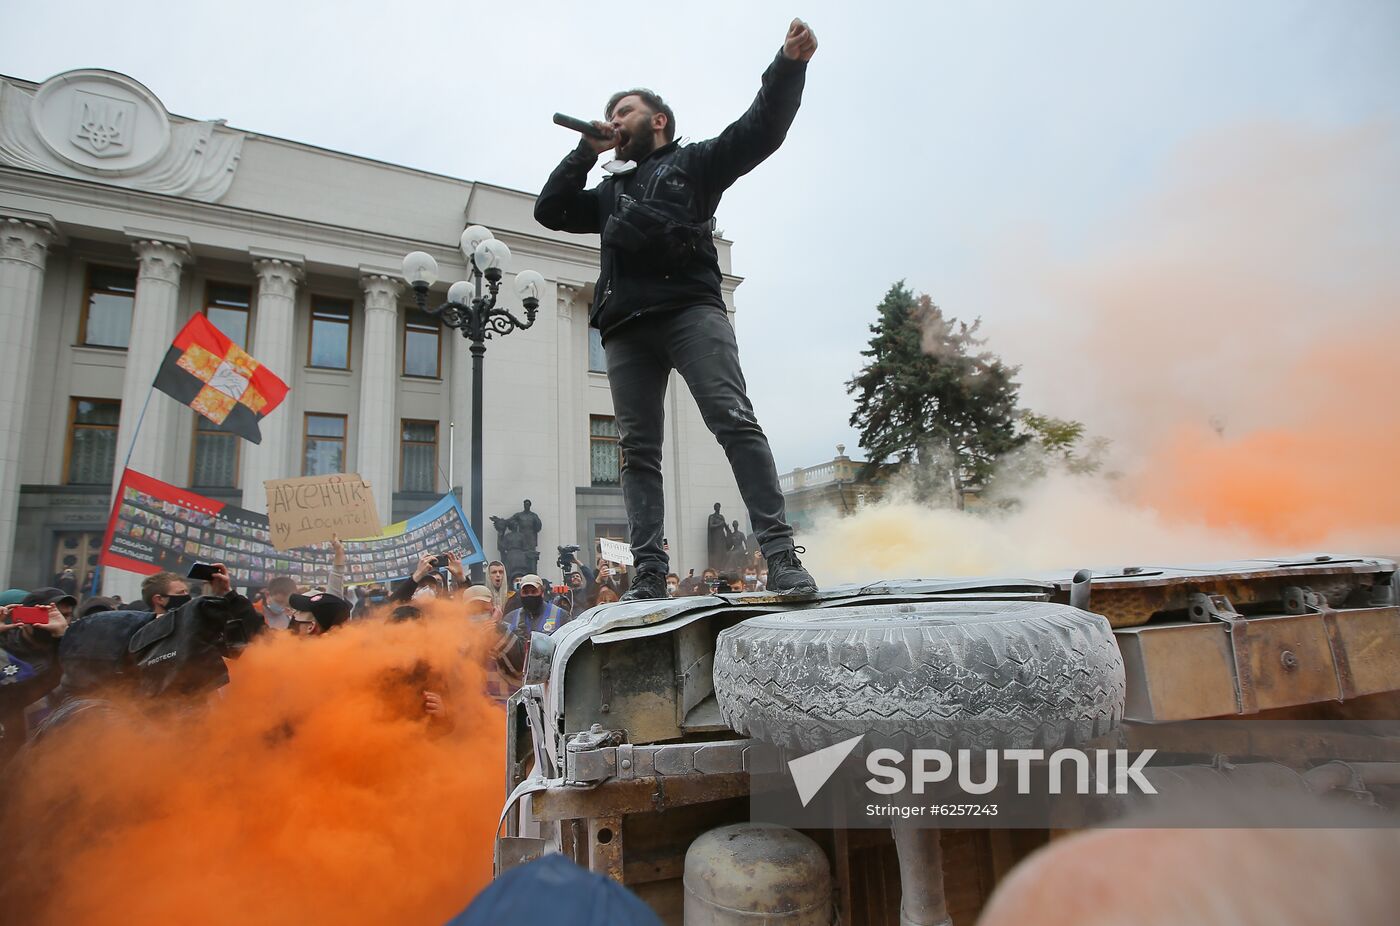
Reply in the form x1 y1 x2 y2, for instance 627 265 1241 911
994 120 1400 553
1133 420 1400 549
2 603 506 925
1123 301 1400 550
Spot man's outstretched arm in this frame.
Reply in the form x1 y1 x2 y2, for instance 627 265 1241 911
699 18 818 190
534 125 615 233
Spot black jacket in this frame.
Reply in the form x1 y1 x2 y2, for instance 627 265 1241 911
534 52 807 337
128 593 261 699
55 608 156 702
0 625 61 713
1 625 62 763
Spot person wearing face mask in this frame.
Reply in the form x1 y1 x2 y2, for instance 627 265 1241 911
256 576 299 630
139 572 191 616
665 573 681 597
503 575 570 636
286 590 352 636
390 552 464 604
127 564 263 700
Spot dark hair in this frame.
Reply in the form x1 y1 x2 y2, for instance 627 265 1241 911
605 88 676 142
390 604 422 622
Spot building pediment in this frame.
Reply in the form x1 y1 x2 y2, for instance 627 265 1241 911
0 68 243 202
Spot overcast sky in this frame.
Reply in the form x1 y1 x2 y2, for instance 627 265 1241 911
3 0 1397 472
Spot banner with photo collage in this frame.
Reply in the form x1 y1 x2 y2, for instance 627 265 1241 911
101 469 483 589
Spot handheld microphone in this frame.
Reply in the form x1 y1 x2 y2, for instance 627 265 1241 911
553 113 610 140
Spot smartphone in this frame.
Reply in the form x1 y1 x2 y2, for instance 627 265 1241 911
430 554 449 569
187 561 220 581
11 605 51 625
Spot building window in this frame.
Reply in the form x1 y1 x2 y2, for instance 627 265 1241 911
592 522 628 559
65 398 120 484
204 282 252 347
309 296 351 369
303 413 347 475
191 414 240 489
588 327 607 373
80 265 136 348
403 309 441 378
590 415 623 486
400 419 438 492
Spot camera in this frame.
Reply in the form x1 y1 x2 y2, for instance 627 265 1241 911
557 544 581 571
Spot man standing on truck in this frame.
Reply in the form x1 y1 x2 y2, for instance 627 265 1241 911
534 19 821 601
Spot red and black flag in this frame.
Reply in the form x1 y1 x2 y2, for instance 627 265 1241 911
154 314 289 444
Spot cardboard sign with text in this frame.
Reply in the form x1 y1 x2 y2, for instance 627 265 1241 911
265 473 382 550
598 536 634 566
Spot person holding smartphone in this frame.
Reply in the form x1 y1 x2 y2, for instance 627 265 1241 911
1 596 70 764
389 551 466 603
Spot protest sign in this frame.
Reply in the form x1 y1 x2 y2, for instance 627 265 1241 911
264 473 381 550
102 469 481 588
598 536 634 566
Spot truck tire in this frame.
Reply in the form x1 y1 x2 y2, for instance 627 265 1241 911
713 601 1125 753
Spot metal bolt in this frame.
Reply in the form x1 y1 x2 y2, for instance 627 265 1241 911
600 703 610 713
620 758 632 770
1281 650 1299 669
590 722 604 733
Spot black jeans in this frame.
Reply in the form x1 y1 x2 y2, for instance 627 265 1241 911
603 306 794 573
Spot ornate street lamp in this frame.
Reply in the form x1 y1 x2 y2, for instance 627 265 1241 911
402 226 544 582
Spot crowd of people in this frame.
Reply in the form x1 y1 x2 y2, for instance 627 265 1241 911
0 533 776 769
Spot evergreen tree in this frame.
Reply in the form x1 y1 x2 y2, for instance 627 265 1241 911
846 282 1028 507
993 412 1112 499
1018 411 1110 476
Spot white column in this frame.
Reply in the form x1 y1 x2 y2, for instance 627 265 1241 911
104 238 189 601
356 274 402 521
0 216 56 586
239 257 302 512
556 283 583 550
114 238 190 484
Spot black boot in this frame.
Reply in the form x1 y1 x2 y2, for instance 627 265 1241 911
620 569 668 602
765 546 818 594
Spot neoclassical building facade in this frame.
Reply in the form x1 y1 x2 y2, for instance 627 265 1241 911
0 68 747 597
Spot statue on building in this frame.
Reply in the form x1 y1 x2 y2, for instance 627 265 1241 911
707 502 729 569
514 500 542 555
727 519 750 572
490 499 543 581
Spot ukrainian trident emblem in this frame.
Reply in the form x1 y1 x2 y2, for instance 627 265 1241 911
69 90 136 158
